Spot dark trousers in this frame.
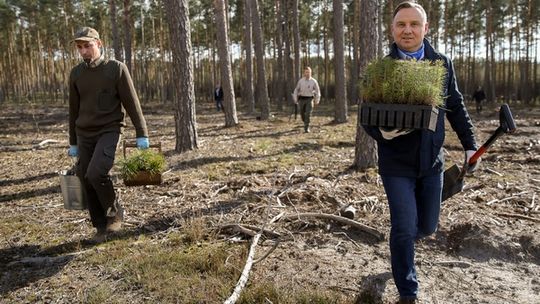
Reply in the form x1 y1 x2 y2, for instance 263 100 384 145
381 173 443 299
475 101 482 114
298 96 314 128
76 132 120 230
215 99 223 111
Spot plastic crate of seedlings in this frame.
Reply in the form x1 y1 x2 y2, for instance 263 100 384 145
359 58 445 132
119 141 166 186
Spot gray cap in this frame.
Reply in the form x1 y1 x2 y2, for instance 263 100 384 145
73 27 100 42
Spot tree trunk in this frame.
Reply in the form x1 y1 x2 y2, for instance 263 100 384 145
377 1 383 57
274 0 285 111
332 0 347 123
243 0 255 113
522 0 532 104
322 2 329 100
163 0 198 152
282 0 295 105
505 28 513 103
109 0 123 61
484 0 495 102
292 0 301 80
353 0 378 170
349 0 360 105
251 0 270 119
214 0 239 127
123 0 133 72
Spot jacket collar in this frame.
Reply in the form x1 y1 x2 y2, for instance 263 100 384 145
389 38 441 61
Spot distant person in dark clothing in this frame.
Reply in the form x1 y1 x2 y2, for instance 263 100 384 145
68 27 150 243
214 85 224 112
472 86 486 114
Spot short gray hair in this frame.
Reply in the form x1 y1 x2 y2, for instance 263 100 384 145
393 1 427 23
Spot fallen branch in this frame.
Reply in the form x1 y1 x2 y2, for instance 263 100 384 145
499 191 532 202
332 231 362 250
281 212 384 241
496 212 540 223
223 232 261 304
484 167 503 176
253 239 280 265
219 224 281 239
432 260 473 268
212 185 228 197
487 191 532 206
34 139 61 149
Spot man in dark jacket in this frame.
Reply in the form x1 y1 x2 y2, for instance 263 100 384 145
68 27 150 243
472 86 486 114
214 84 224 112
362 2 480 303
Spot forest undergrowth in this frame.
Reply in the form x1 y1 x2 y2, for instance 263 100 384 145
0 101 539 303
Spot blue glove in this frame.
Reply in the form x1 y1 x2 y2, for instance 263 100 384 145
136 137 150 149
68 145 79 157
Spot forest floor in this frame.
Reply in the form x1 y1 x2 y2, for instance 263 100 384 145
0 100 539 304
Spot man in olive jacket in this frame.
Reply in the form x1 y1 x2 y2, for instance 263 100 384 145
362 2 480 303
68 27 150 243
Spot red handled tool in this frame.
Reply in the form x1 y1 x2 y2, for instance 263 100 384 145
442 104 516 201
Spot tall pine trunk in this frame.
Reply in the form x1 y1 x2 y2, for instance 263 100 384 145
243 0 255 113
123 0 133 72
349 0 360 105
274 0 285 111
109 0 123 61
214 0 239 126
353 0 378 170
292 0 301 80
282 0 294 105
332 0 347 123
252 0 270 119
164 0 198 152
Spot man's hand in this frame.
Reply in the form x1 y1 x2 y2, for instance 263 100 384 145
136 137 150 149
465 150 481 173
68 145 79 157
379 127 412 140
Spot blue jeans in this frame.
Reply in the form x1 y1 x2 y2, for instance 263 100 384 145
381 173 443 299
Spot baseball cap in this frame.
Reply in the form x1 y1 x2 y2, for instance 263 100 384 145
73 27 100 42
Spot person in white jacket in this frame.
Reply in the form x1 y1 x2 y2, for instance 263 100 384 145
293 67 320 133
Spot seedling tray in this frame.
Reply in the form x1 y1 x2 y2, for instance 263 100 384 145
122 141 164 187
360 103 439 131
123 170 162 186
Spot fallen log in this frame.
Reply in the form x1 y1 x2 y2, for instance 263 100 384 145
281 212 384 241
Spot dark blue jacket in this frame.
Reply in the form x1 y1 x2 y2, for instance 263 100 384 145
362 39 478 177
214 87 224 101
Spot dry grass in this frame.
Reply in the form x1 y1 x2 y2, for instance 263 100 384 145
1 103 539 303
